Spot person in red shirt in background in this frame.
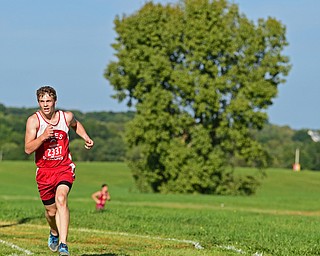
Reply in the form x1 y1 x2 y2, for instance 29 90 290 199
91 184 111 210
25 85 94 256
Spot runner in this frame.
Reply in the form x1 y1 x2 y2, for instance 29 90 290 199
91 184 111 210
25 85 94 255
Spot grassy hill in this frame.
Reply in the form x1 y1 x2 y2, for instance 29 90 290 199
1 161 320 255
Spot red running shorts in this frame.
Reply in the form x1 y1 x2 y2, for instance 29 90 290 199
36 164 75 205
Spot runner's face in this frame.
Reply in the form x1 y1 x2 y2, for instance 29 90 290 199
38 94 56 116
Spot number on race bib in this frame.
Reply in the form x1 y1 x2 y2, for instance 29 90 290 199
46 146 63 158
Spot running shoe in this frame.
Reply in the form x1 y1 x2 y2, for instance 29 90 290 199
58 243 70 256
48 232 59 252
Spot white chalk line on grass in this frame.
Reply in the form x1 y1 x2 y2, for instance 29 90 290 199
218 245 263 256
3 223 204 251
74 227 263 255
74 227 204 249
2 222 263 255
0 239 33 255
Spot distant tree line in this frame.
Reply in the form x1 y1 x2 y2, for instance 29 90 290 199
0 103 319 170
253 125 320 171
0 103 134 162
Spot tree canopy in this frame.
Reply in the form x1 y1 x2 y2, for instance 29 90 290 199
105 0 291 195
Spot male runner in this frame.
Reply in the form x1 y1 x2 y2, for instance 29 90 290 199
25 86 94 255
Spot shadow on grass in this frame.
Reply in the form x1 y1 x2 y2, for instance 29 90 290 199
0 216 41 228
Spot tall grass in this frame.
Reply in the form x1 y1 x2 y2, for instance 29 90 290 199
1 161 320 255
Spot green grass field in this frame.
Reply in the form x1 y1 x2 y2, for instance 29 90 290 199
1 161 320 255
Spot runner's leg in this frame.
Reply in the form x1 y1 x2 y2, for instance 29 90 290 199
55 184 70 244
45 203 59 236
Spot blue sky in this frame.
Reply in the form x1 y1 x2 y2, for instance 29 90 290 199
0 0 319 130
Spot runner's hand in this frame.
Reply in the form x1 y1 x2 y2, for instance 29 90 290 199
84 138 94 150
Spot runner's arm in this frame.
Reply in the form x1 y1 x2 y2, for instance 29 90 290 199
106 192 111 201
91 191 101 204
25 114 52 154
67 112 94 149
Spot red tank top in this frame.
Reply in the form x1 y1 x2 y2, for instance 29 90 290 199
97 193 108 208
35 110 73 168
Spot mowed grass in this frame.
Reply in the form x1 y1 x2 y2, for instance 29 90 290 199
1 161 320 255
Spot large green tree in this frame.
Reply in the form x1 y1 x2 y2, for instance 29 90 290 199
105 0 291 194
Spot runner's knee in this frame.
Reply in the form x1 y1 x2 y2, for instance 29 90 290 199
55 194 67 207
46 207 56 217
